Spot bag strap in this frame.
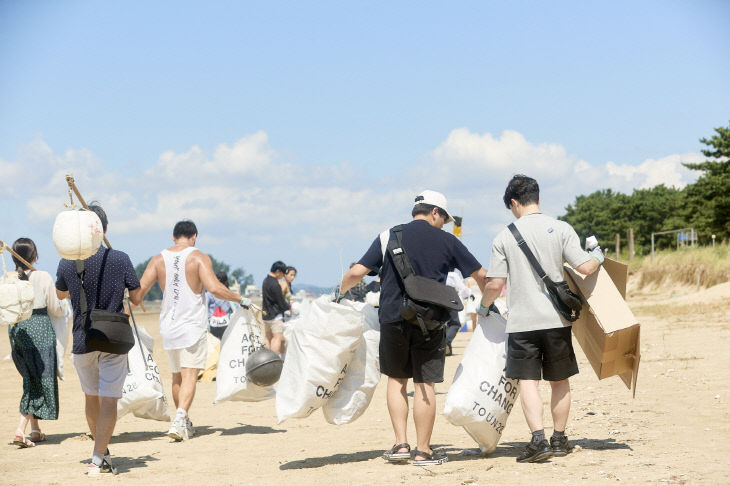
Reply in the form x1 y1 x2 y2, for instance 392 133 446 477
507 223 552 285
75 260 88 315
387 225 416 282
95 249 110 308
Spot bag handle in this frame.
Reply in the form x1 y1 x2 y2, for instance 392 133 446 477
507 223 553 287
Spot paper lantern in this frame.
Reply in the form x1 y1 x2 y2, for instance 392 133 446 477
0 270 34 326
52 209 104 260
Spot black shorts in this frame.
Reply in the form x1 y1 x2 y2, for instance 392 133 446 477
379 321 446 383
505 326 579 381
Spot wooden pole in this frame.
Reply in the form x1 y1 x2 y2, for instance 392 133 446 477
615 233 621 261
0 241 37 271
65 174 112 250
628 227 635 263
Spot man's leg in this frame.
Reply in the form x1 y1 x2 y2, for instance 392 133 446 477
549 379 571 432
519 379 544 432
171 372 182 409
270 332 285 355
85 393 101 438
264 322 273 349
176 367 199 412
413 382 436 458
386 377 409 450
93 397 118 455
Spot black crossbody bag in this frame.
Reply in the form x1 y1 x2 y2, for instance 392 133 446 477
508 223 582 322
75 249 135 354
387 225 464 339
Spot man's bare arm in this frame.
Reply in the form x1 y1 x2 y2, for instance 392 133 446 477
339 264 370 294
575 258 600 276
197 252 242 302
470 267 488 293
134 255 161 306
480 276 506 309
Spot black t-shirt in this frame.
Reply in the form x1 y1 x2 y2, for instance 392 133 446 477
56 246 140 354
262 274 288 320
358 219 481 325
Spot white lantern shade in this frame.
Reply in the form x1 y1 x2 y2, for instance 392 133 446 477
0 272 34 326
52 209 104 260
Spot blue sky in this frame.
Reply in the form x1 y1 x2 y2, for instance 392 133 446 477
1 1 729 286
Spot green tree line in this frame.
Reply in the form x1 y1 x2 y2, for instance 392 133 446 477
134 255 254 301
560 121 730 254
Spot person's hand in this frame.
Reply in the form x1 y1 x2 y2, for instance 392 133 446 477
477 303 491 317
239 297 252 309
589 246 605 265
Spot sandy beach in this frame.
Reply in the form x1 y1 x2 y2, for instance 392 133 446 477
1 285 729 485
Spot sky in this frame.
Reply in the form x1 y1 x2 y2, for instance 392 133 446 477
1 1 729 287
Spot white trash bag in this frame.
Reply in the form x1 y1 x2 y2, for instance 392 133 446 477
118 326 170 422
322 301 380 425
443 313 520 454
276 295 363 423
0 251 34 326
50 299 72 380
215 307 275 403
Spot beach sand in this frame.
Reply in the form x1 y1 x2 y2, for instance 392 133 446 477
1 286 729 485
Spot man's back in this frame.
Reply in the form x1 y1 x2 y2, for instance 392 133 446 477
150 243 205 294
359 219 481 325
56 246 139 354
489 213 589 333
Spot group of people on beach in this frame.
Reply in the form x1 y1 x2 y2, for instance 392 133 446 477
7 173 606 474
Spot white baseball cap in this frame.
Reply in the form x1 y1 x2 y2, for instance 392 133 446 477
413 190 453 223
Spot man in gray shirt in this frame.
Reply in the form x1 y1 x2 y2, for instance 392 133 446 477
480 175 604 463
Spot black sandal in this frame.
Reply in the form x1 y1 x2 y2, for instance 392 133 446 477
412 448 448 466
383 443 411 462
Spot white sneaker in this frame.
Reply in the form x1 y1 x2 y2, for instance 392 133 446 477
185 418 195 438
167 418 188 441
87 457 118 476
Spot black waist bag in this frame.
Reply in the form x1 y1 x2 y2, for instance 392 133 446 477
76 251 134 355
508 223 582 322
388 225 463 339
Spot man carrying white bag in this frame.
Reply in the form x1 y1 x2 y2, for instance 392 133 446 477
118 326 170 422
443 311 519 455
215 307 275 403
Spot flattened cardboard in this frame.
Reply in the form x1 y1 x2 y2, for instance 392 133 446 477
564 258 641 395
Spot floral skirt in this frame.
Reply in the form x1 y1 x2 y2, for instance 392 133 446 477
8 308 59 420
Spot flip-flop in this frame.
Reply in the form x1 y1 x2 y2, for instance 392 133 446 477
412 448 448 466
383 443 411 462
29 430 46 443
12 436 36 448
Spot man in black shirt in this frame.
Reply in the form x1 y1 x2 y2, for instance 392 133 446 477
262 261 289 355
339 190 487 466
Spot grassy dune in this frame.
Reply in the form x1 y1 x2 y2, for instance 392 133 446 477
628 243 730 289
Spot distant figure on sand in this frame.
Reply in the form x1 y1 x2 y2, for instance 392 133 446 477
9 238 66 448
262 261 289 355
207 271 234 340
339 190 487 466
56 204 144 475
480 175 604 463
138 220 248 441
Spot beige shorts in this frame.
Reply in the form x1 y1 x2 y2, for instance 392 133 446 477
166 332 208 373
264 318 284 334
72 351 129 399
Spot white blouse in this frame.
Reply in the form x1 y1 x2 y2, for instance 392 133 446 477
22 270 67 318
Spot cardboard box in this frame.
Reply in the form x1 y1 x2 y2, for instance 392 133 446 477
564 258 640 396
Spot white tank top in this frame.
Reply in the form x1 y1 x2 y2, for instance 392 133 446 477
159 247 207 350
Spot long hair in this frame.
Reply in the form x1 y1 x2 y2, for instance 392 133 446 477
11 237 37 281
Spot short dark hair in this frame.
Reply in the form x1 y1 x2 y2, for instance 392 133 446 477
173 220 198 239
88 202 108 232
11 237 37 276
270 261 287 273
216 271 229 286
503 175 540 209
412 203 448 219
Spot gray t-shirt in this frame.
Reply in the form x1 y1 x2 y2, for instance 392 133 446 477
488 213 591 333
